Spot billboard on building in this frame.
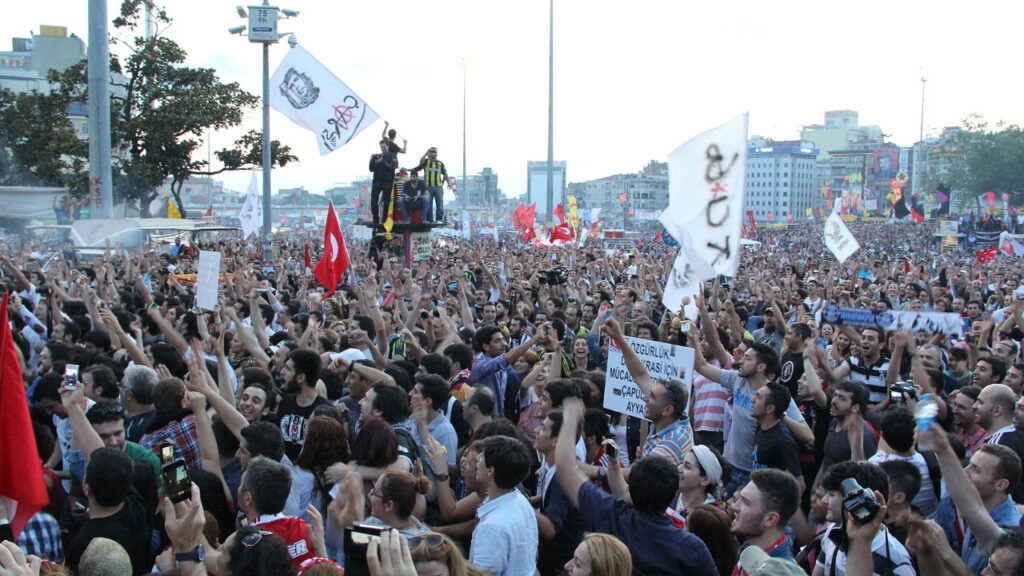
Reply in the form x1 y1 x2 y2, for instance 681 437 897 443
872 149 898 186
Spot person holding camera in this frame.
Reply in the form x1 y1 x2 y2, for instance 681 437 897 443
815 461 915 576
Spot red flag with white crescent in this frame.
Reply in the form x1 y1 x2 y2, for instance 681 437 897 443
313 203 348 299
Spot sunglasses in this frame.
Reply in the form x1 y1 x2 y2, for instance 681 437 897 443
88 403 124 418
407 533 444 549
242 530 275 548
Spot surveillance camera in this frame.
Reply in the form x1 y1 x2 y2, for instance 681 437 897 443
281 8 299 17
228 25 246 35
236 5 247 17
287 35 298 48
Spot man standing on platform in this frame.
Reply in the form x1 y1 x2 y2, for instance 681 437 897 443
408 147 449 223
370 139 397 226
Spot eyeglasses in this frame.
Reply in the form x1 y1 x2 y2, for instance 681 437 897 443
407 533 444 549
369 487 382 499
242 530 275 548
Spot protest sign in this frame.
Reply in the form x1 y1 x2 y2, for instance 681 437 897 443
820 305 963 335
603 336 694 420
196 250 221 311
410 232 432 262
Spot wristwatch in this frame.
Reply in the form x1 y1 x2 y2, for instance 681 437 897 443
175 545 205 563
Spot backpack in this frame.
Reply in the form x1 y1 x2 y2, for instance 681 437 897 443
392 426 442 526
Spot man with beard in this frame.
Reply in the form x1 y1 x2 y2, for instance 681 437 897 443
603 318 693 466
693 339 813 498
821 326 894 413
952 385 985 457
974 383 1024 504
731 468 802 571
276 349 330 461
820 381 878 475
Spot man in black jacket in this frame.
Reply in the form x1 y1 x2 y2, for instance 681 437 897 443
369 139 397 226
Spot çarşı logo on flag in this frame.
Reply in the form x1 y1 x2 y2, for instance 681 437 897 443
269 44 379 156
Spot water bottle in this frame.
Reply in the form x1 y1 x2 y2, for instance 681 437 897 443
915 393 938 451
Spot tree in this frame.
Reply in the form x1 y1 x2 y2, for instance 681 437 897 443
0 0 298 217
920 116 1024 212
0 81 88 192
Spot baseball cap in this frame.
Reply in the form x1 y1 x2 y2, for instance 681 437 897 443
457 326 475 343
739 546 804 576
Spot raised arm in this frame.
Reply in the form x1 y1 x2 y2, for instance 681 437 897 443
552 398 587 509
601 318 654 394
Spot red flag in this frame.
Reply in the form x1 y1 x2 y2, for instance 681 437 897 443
910 207 924 223
0 292 48 539
303 243 311 272
978 247 998 265
525 204 537 229
654 229 663 243
553 203 565 225
513 203 528 230
549 222 574 244
904 260 911 274
313 203 349 299
747 210 758 238
204 205 213 218
520 226 536 243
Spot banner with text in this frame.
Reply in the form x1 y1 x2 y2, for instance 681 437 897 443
820 305 964 335
603 336 695 420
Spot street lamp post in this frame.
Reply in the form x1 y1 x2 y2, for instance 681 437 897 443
459 58 469 216
231 3 299 244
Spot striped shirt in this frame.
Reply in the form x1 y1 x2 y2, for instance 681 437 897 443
693 357 731 433
846 356 890 405
639 416 694 466
422 159 447 187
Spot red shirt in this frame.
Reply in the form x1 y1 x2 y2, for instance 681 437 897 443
254 514 315 568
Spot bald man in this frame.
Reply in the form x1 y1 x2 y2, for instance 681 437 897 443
976 384 1024 503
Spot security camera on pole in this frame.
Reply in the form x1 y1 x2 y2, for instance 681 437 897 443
229 3 299 272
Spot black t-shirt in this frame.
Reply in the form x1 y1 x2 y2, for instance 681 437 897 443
125 410 156 443
822 419 878 470
992 428 1024 504
67 489 152 575
277 393 333 461
403 178 426 199
753 422 803 478
778 351 805 398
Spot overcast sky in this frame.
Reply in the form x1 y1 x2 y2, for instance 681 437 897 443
4 1 1023 201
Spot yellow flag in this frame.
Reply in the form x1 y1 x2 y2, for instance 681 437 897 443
168 197 182 219
383 184 396 239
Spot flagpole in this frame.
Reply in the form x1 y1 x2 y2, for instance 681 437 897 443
545 0 555 226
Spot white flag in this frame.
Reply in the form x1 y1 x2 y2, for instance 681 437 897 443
269 44 379 155
659 113 748 312
239 173 261 239
462 210 472 241
824 212 860 263
662 230 716 316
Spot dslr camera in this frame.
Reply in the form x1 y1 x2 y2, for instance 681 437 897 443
841 478 881 522
890 381 917 403
538 267 569 285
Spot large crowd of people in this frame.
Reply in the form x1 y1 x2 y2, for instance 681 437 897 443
1 214 1024 576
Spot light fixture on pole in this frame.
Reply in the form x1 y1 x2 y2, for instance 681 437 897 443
229 3 299 245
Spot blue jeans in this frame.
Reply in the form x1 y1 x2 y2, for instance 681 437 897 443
425 186 444 222
399 196 426 221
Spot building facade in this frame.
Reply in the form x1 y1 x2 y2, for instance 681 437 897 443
526 161 566 222
745 140 819 223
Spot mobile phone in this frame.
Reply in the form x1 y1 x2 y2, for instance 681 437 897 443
162 459 191 504
159 442 175 464
64 364 79 391
605 442 618 460
448 282 458 292
344 523 387 576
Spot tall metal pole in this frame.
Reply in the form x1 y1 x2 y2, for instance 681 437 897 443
262 38 272 240
919 76 927 143
545 0 554 225
87 0 113 218
460 58 468 216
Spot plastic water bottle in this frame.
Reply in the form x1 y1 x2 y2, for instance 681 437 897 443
915 393 938 451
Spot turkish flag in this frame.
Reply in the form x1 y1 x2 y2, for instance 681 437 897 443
303 243 311 273
520 226 536 243
554 203 565 225
978 247 998 265
0 292 48 539
549 222 574 244
313 203 349 299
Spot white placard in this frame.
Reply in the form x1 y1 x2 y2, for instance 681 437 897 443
410 232 431 262
196 250 221 311
603 336 695 420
